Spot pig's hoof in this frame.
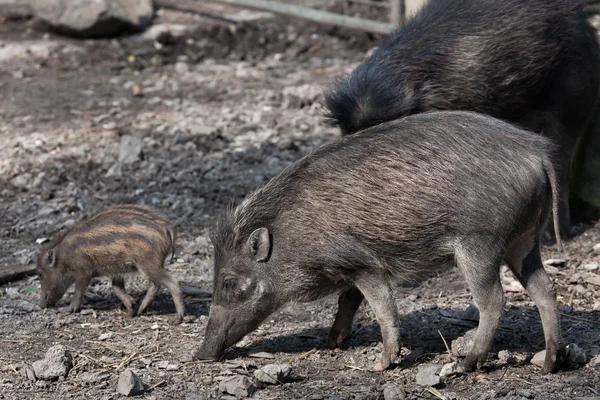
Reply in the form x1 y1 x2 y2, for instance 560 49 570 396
66 304 81 313
373 362 387 372
126 309 137 318
170 315 183 325
326 328 351 348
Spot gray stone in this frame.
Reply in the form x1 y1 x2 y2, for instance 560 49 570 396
218 375 255 398
382 383 406 400
416 363 442 387
78 370 110 383
105 162 122 178
253 364 292 384
530 350 546 368
27 0 153 38
566 343 588 365
118 135 143 164
584 263 599 271
117 369 144 396
439 361 462 377
32 345 73 381
25 365 36 382
451 328 477 357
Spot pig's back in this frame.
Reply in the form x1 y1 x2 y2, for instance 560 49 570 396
58 205 173 270
273 111 552 259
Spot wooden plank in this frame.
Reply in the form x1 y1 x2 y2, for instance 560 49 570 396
208 0 394 34
0 264 37 285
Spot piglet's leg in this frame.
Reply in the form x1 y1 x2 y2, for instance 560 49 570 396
327 287 364 348
355 274 400 371
67 274 92 313
137 282 160 317
112 276 138 318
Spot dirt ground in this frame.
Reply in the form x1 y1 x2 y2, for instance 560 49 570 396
1 2 599 400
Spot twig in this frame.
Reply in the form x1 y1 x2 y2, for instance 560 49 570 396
505 377 534 385
438 330 451 355
150 380 167 390
293 348 317 363
427 387 447 400
344 364 366 371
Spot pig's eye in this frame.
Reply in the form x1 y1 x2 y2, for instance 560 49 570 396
223 277 237 291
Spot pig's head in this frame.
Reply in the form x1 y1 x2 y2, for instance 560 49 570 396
36 248 71 308
195 225 284 361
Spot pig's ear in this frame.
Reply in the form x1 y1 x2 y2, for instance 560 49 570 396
46 249 56 268
248 228 271 262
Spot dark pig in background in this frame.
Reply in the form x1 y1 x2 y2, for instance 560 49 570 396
324 0 600 237
195 111 564 374
36 205 186 324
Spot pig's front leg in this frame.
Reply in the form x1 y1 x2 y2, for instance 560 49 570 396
67 275 92 313
355 275 400 371
327 286 364 348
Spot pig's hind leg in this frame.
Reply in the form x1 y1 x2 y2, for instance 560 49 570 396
455 244 505 372
111 276 138 318
327 287 364 348
505 242 563 374
144 268 185 325
355 275 400 372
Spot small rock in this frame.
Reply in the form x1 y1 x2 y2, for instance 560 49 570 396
117 369 144 396
139 358 152 366
174 61 189 74
253 364 292 384
588 355 600 367
531 350 546 368
218 375 255 398
35 237 49 245
544 258 567 267
80 309 94 315
584 263 599 271
593 243 600 253
451 329 477 357
179 353 194 363
98 333 112 341
416 363 442 387
382 383 406 400
566 343 588 365
32 345 73 381
155 361 169 369
78 370 110 383
585 274 600 287
497 350 512 364
118 135 143 164
105 162 122 178
166 364 180 371
439 361 463 377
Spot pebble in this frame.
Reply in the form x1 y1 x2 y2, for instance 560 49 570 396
32 345 73 381
253 364 292 384
117 369 144 396
179 353 194 363
593 243 600 253
118 135 143 164
80 309 94 315
382 383 406 400
566 343 588 365
439 361 463 377
166 364 180 371
174 61 189 74
155 361 169 369
98 333 112 341
451 329 476 357
218 375 256 398
78 370 110 383
530 350 546 368
584 263 599 271
416 363 442 387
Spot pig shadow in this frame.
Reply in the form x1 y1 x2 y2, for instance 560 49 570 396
226 306 600 368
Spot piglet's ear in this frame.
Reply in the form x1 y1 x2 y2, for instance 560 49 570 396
47 249 56 268
247 228 271 262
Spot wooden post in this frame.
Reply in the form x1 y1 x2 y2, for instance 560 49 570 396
208 0 394 34
390 0 402 27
